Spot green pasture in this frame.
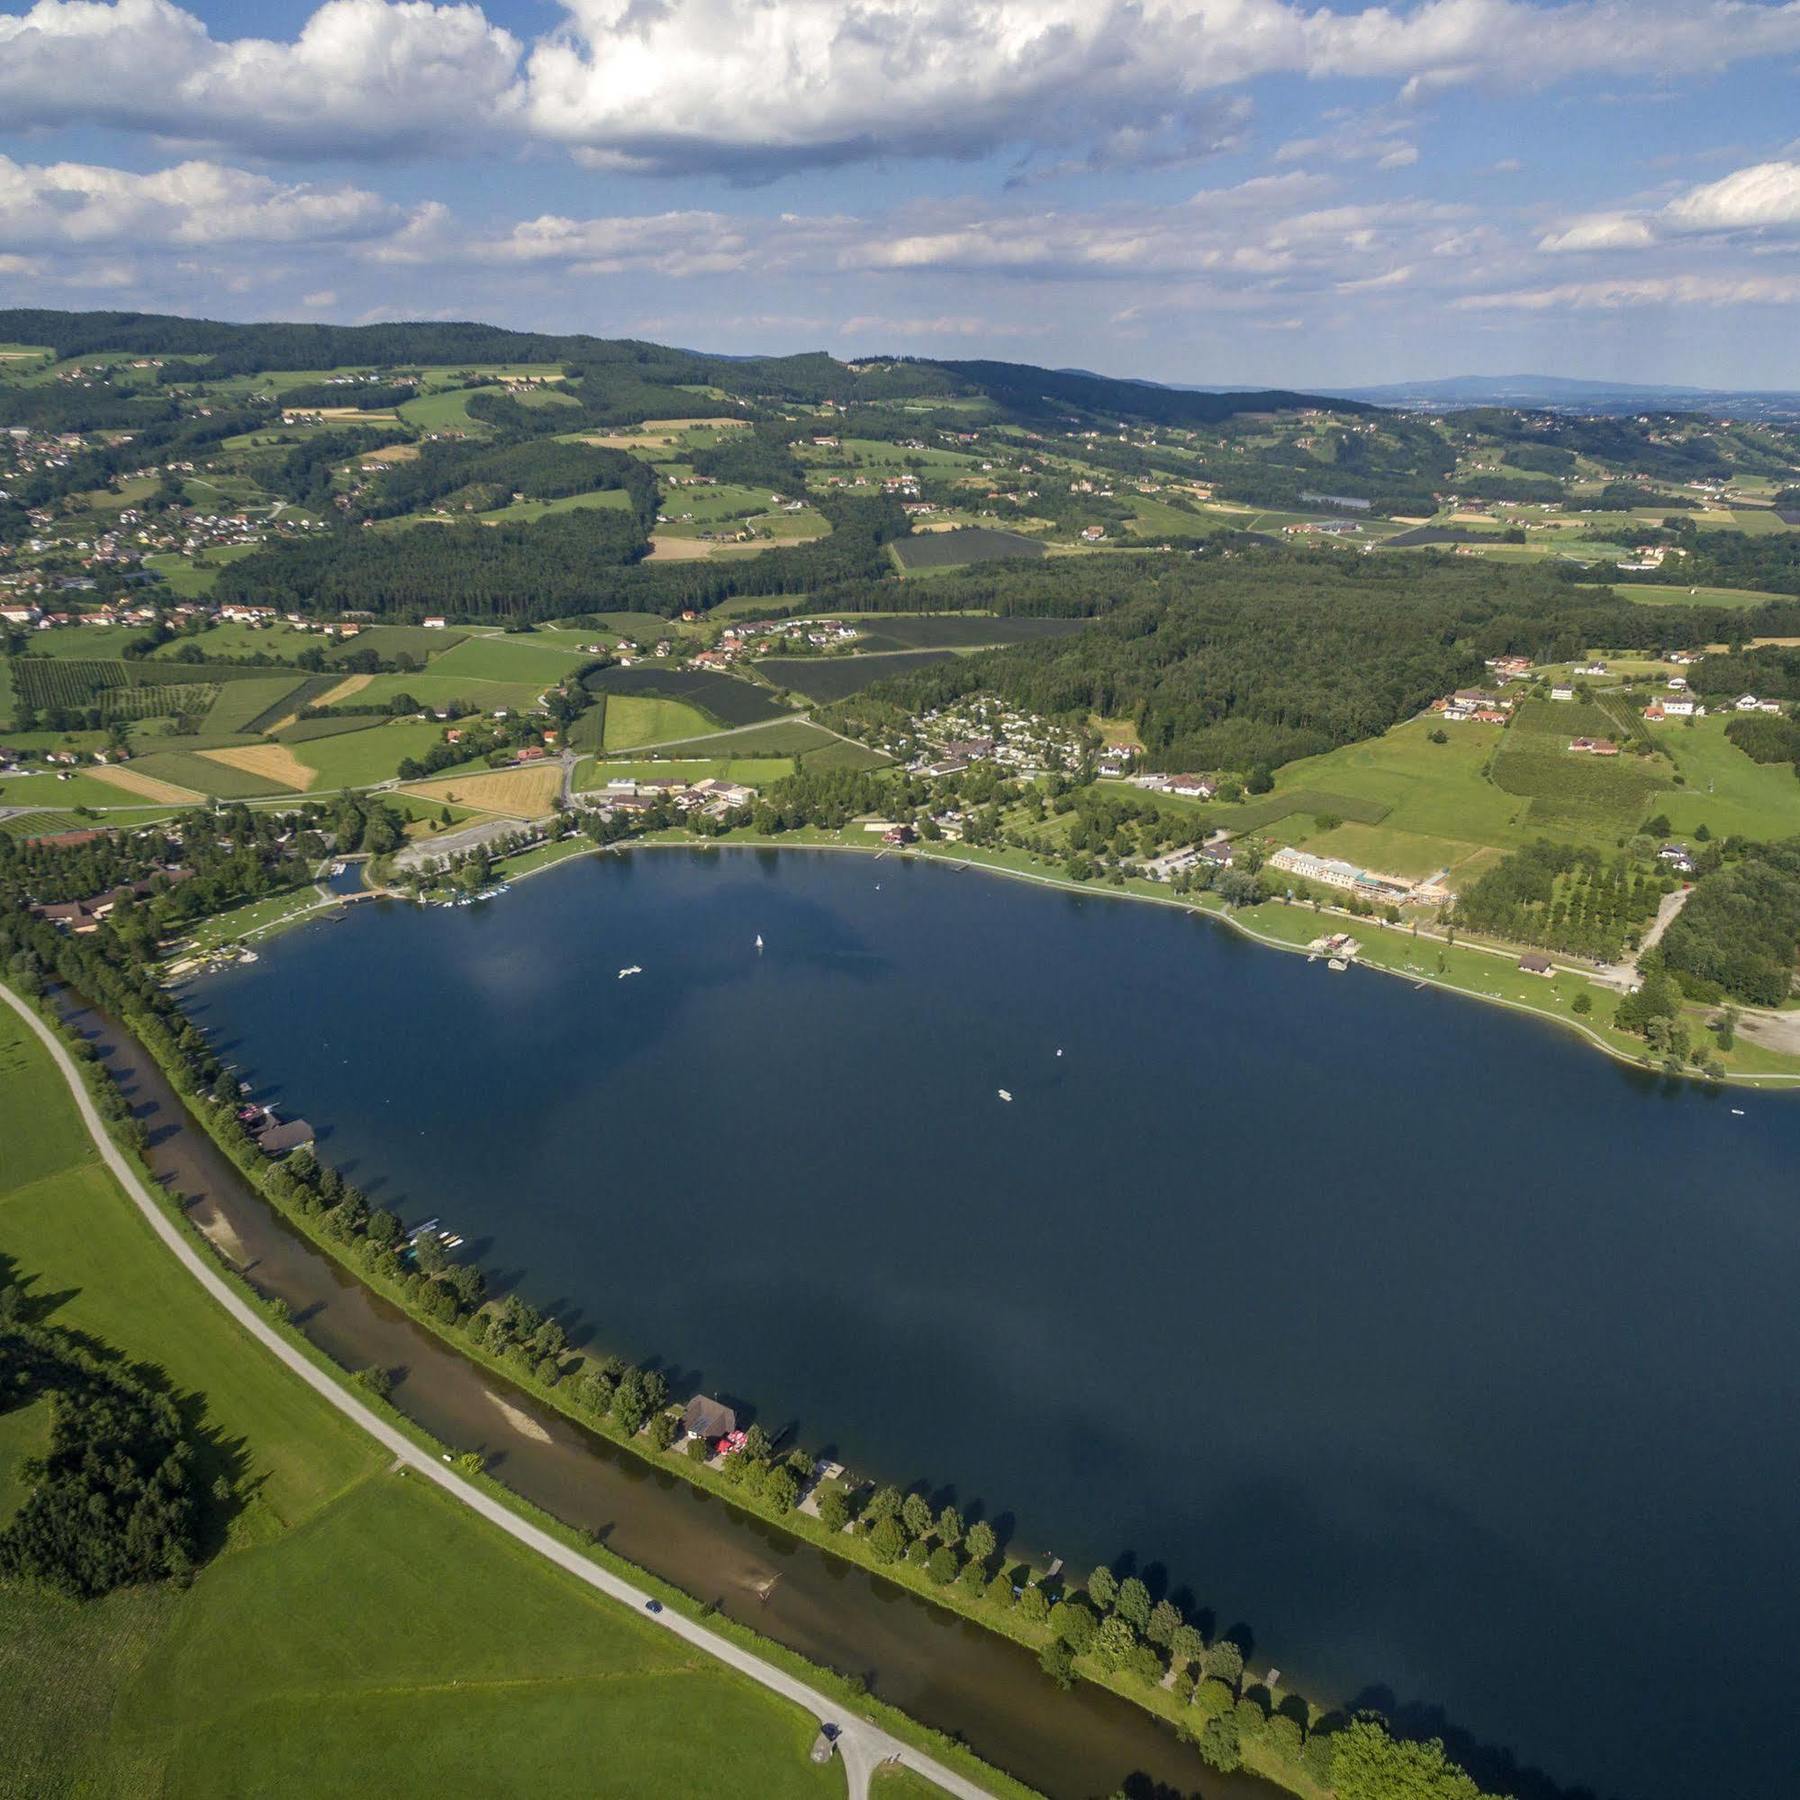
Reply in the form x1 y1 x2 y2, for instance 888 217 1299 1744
126 751 285 799
13 626 147 660
0 1005 842 1800
350 672 546 717
323 624 464 664
426 634 596 686
140 544 261 597
602 694 719 749
397 387 493 433
1648 715 1800 842
291 720 447 789
201 677 310 736
0 770 138 812
1598 582 1790 609
684 718 840 757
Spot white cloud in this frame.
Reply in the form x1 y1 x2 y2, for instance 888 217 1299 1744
1457 272 1800 310
0 0 522 154
2 0 1799 174
1537 212 1658 252
1537 158 1800 255
0 154 403 250
1664 160 1800 230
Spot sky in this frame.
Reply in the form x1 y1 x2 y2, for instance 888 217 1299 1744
1 0 1798 389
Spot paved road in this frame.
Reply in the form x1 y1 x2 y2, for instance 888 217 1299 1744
0 983 993 1800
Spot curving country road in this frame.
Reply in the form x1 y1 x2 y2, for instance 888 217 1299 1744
0 982 994 1800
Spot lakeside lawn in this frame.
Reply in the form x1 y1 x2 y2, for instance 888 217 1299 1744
0 1003 845 1800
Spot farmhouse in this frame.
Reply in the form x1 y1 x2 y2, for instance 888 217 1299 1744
1659 843 1696 873
1549 686 1575 701
1568 737 1619 756
1734 694 1782 713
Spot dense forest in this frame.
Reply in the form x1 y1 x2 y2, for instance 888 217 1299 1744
1657 839 1800 1005
851 551 1782 773
0 1318 200 1598
359 438 658 521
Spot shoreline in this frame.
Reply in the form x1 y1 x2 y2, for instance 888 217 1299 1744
486 832 1800 1090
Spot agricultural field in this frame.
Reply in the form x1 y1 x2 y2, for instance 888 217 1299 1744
199 743 317 792
0 769 145 813
603 695 719 748
322 625 465 664
0 657 12 729
683 718 843 758
1238 716 1543 881
351 672 548 717
125 750 291 799
99 681 217 724
584 665 790 727
140 543 262 597
14 625 149 659
425 634 597 687
759 653 956 703
289 720 448 789
1648 714 1800 842
199 676 312 736
0 1006 845 1800
1595 582 1789 609
85 763 207 805
1486 704 1668 839
892 529 1046 572
401 763 564 816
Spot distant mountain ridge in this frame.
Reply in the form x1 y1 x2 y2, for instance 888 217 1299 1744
0 308 1365 433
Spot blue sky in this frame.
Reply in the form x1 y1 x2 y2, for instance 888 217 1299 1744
2 0 1798 387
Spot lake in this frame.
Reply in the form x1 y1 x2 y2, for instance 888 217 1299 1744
186 848 1800 1800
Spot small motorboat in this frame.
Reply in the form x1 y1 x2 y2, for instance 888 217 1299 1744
1328 957 1348 971
997 1088 1013 1102
1731 1108 1745 1117
755 934 764 951
618 964 643 979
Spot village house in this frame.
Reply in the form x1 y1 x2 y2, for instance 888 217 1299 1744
1734 694 1783 713
1568 737 1620 756
1659 843 1696 874
1549 686 1575 702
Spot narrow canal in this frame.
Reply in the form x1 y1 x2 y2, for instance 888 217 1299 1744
67 994 1266 1800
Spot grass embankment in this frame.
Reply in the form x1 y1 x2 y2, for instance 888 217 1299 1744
0 1003 853 1800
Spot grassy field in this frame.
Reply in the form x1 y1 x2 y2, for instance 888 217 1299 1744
200 677 311 736
0 1003 843 1800
585 665 788 727
401 763 564 816
424 634 597 686
1489 702 1668 838
126 751 291 799
1592 581 1791 608
1240 717 1535 880
321 625 465 664
139 544 261 597
1649 714 1800 842
86 763 207 805
603 694 718 748
289 720 447 789
0 769 153 812
200 743 317 792
892 529 1045 572
686 718 842 757
351 672 547 716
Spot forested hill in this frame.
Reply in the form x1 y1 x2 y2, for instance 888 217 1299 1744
851 551 1800 773
0 308 1352 430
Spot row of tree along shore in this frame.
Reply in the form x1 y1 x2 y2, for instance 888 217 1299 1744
2 813 1508 1800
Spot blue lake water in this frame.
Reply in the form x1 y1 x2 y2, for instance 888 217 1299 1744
187 848 1800 1800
